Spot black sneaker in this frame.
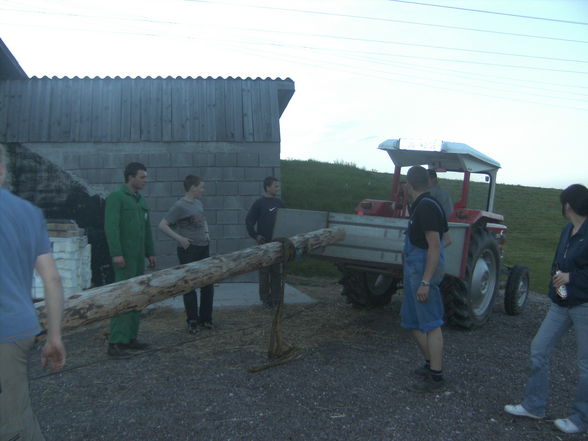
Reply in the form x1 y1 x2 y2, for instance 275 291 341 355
124 339 150 350
107 343 131 358
200 321 214 330
187 320 198 335
413 366 431 378
410 375 447 393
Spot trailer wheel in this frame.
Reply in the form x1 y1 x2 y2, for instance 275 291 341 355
443 228 500 329
504 265 530 316
340 269 397 307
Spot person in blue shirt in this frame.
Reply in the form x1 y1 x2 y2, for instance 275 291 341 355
0 143 66 441
505 184 588 434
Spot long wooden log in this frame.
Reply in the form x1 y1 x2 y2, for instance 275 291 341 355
36 228 344 332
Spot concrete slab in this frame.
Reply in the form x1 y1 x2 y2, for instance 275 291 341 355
150 283 314 310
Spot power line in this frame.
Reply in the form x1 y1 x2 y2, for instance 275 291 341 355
185 0 588 44
213 26 588 76
316 45 588 91
220 39 588 111
235 39 588 103
3 2 588 94
387 0 588 26
3 4 588 66
4 17 587 111
4 13 588 77
357 51 588 75
215 27 588 75
315 47 588 97
230 35 588 94
344 52 588 102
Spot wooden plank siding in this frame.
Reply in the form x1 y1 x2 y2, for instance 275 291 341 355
205 79 216 142
227 79 243 141
162 80 172 140
241 80 254 142
69 79 82 142
0 77 294 144
6 79 21 141
171 78 189 142
79 78 93 142
0 82 7 139
16 79 32 140
120 78 133 141
139 80 152 142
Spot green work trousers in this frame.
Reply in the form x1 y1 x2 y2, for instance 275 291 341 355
109 256 145 344
0 337 45 441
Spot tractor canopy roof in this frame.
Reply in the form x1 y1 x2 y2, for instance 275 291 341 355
378 139 500 173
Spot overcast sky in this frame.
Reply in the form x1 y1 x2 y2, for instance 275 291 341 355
1 0 587 189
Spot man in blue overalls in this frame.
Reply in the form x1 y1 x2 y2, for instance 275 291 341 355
401 165 449 392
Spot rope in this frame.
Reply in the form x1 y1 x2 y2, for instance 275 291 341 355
248 238 301 373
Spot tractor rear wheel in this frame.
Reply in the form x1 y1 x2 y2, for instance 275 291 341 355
443 228 500 329
340 269 397 307
440 276 468 325
504 264 530 316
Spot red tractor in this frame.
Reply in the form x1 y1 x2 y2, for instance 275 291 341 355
275 139 529 328
339 139 529 328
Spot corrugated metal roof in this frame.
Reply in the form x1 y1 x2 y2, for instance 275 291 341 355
29 75 294 82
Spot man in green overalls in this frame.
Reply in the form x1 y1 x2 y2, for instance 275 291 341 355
105 162 156 357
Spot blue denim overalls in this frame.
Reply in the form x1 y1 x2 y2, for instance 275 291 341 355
400 197 446 333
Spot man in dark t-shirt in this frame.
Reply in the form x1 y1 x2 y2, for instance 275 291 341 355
245 176 285 307
401 165 448 393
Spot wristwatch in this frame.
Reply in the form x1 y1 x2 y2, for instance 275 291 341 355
420 280 430 287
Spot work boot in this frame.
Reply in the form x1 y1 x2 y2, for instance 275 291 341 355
261 301 275 309
187 320 198 335
410 375 447 393
107 343 130 358
125 339 149 350
200 321 214 330
413 366 431 378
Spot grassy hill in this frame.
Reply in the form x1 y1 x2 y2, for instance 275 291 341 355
281 159 566 294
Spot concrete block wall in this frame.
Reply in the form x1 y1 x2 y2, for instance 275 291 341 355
25 142 282 282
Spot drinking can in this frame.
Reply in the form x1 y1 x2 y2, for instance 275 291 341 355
556 270 568 299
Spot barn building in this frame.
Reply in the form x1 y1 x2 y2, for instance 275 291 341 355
0 38 295 285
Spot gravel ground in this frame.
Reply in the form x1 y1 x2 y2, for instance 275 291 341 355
29 277 583 441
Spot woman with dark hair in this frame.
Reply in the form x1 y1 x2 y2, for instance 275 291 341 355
504 184 588 434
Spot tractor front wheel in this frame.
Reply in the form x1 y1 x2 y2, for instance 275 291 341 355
340 269 397 307
443 228 500 329
504 264 530 316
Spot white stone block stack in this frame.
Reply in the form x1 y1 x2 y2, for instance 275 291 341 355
32 221 92 300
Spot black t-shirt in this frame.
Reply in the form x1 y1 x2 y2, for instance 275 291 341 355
245 196 285 241
408 192 448 249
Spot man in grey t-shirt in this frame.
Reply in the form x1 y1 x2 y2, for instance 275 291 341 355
158 175 213 334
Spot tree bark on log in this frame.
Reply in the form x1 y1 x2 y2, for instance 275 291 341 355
36 228 345 332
